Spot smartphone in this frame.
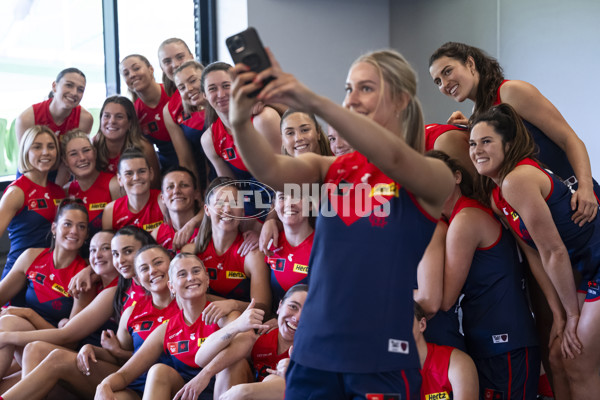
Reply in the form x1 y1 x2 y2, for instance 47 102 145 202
226 27 273 97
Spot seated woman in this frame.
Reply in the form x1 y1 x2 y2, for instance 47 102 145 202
432 150 540 399
152 166 202 252
0 125 65 279
202 284 308 400
0 199 90 380
0 227 156 385
470 103 600 398
96 253 266 400
0 242 179 400
102 148 164 233
61 129 121 237
181 177 272 322
92 95 160 188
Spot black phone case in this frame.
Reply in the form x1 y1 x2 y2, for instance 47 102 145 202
226 27 273 97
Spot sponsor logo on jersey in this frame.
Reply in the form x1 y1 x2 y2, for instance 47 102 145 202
369 182 399 198
426 392 449 400
388 338 409 354
226 271 246 279
53 199 62 206
167 340 189 355
89 202 107 211
269 259 285 272
51 283 69 297
484 388 504 399
143 221 163 231
492 334 509 344
366 394 400 400
198 337 207 347
293 263 309 274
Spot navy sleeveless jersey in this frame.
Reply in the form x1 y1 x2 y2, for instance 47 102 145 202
493 158 600 284
292 151 437 373
450 196 538 358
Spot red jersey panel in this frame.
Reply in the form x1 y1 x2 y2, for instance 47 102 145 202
211 117 248 172
251 328 289 382
266 231 313 302
421 342 454 400
197 233 250 301
112 190 163 232
32 99 82 136
123 280 145 312
156 223 198 253
68 171 115 229
424 123 468 152
134 84 171 143
128 295 179 344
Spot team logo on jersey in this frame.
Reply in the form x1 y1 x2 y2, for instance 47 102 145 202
207 268 218 280
484 388 504 399
388 338 409 354
269 259 285 272
51 299 63 310
365 394 400 400
51 283 69 297
425 392 449 399
148 121 159 132
29 199 48 210
492 334 509 344
226 271 246 279
30 272 46 285
369 182 399 198
292 264 308 274
167 340 189 355
134 321 153 332
223 148 236 161
89 202 107 211
143 221 163 231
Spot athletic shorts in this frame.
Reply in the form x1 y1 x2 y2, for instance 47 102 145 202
285 359 421 400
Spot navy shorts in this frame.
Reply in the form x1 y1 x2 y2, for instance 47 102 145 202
285 359 421 400
473 346 540 400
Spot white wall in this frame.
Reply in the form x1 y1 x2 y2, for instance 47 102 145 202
391 0 600 176
243 0 390 105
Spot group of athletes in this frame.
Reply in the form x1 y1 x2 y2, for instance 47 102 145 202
0 35 597 400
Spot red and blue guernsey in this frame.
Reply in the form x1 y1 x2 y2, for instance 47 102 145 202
198 234 250 302
122 280 145 312
421 343 454 400
155 223 198 255
293 151 437 373
450 196 538 358
24 249 87 326
494 80 600 196
112 190 163 232
163 305 220 383
265 231 313 304
127 295 180 394
3 176 65 278
134 84 177 171
211 117 272 219
68 171 115 237
33 98 82 137
492 158 600 289
424 123 468 152
251 328 289 382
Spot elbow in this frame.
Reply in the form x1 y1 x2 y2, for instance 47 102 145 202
414 293 441 318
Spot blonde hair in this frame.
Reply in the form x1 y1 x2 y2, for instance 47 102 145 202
174 60 205 115
352 50 424 153
19 125 60 173
60 129 96 171
158 38 194 97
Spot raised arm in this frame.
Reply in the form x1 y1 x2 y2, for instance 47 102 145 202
501 80 597 225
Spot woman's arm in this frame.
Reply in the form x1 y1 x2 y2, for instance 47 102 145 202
219 376 286 400
141 139 161 189
68 283 97 318
79 107 94 134
200 128 236 178
102 201 115 231
163 105 199 178
0 286 117 347
447 348 479 400
245 249 272 315
501 80 597 225
0 186 25 241
0 307 55 330
99 304 134 362
252 106 282 154
502 166 581 357
108 175 122 201
414 221 447 317
0 248 40 305
97 323 167 393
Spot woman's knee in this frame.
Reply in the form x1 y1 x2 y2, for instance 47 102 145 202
146 363 179 384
